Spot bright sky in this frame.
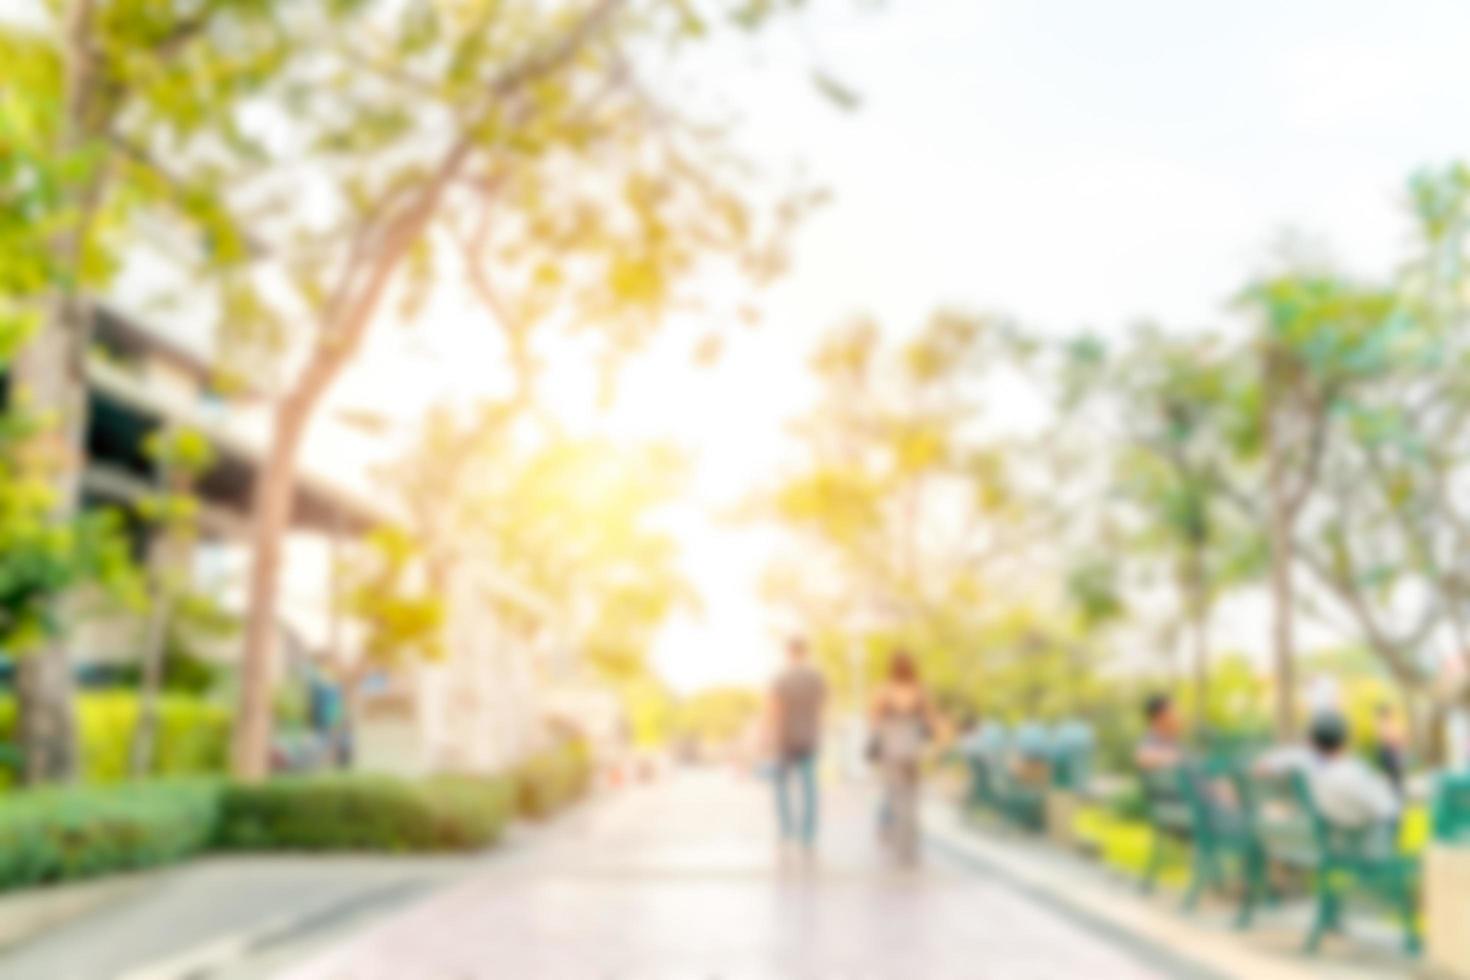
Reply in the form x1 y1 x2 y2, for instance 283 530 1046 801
108 0 1470 692
327 0 1470 693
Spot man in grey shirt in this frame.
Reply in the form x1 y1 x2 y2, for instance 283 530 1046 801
769 636 827 854
1258 711 1400 831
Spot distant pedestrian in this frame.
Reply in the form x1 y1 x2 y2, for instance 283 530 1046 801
767 636 827 856
870 650 946 865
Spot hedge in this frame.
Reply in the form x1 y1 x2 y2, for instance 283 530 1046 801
0 739 590 891
0 780 221 890
515 739 593 820
0 692 230 788
215 774 515 852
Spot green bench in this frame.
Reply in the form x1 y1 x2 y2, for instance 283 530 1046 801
962 722 1094 831
1177 761 1271 925
1144 760 1418 953
1047 721 1095 792
1140 760 1267 923
963 750 998 810
1231 766 1319 926
1432 772 1470 843
967 752 1046 830
1139 765 1196 896
1283 769 1421 955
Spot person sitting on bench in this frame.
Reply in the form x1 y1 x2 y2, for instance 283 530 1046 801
1135 693 1186 772
1257 711 1400 830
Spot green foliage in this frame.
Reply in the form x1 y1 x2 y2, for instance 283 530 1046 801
0 780 221 891
142 427 216 480
767 311 1050 721
0 692 230 788
215 774 514 852
0 420 144 651
391 411 692 687
514 739 593 820
137 427 218 533
0 35 64 339
0 770 520 890
340 525 445 669
619 676 677 749
1175 654 1274 738
671 687 762 747
159 590 238 693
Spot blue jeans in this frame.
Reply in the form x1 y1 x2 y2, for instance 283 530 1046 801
775 751 819 847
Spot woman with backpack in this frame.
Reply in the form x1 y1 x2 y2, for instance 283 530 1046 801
869 649 947 865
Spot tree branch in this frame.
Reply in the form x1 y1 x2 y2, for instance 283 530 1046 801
1284 384 1332 516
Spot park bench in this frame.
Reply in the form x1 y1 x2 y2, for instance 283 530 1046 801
959 723 1008 809
1170 760 1270 925
1282 769 1421 955
1047 721 1095 793
1139 765 1195 895
1140 760 1265 919
1229 766 1321 926
961 723 1092 832
963 747 998 810
1432 772 1470 843
965 751 1046 830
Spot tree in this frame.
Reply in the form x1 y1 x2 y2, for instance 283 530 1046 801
386 405 693 689
0 407 142 782
672 686 761 749
2 1 284 780
1278 168 1470 743
1107 329 1263 722
766 311 1055 712
210 0 818 778
131 426 215 776
1241 274 1407 736
340 525 446 681
10 1 826 780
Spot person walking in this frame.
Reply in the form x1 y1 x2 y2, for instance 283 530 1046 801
870 650 945 865
767 636 827 856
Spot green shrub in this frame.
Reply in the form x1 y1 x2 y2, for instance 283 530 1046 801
215 773 513 852
1105 781 1149 822
0 691 230 788
515 739 593 820
0 780 221 891
0 770 517 892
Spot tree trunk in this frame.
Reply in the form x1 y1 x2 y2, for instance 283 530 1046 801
132 456 197 777
12 0 104 786
131 521 190 777
228 75 475 780
1263 345 1298 740
13 295 92 785
1190 612 1210 725
130 583 172 777
15 642 80 785
232 404 311 780
1186 550 1211 730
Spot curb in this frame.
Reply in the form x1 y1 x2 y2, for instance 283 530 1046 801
116 882 425 980
0 871 162 953
923 801 1401 980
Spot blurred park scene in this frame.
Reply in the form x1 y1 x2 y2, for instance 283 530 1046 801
3 0 1470 977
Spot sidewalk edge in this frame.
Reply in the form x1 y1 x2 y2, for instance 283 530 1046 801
923 802 1325 980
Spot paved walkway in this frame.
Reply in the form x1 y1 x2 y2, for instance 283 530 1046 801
280 770 1194 979
0 853 476 980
